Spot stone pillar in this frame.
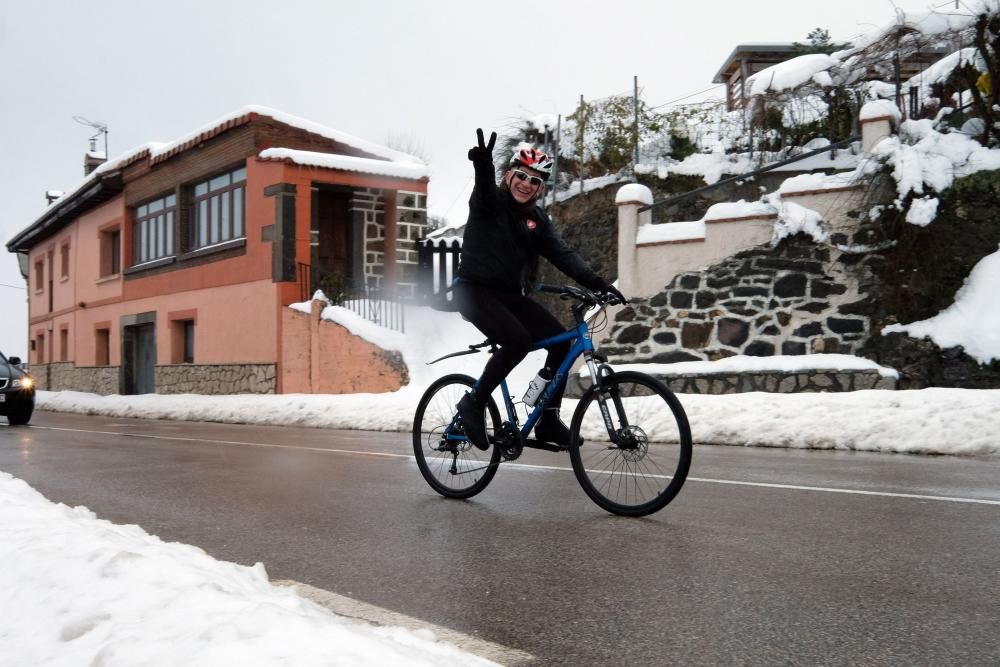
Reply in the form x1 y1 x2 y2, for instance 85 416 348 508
615 184 653 298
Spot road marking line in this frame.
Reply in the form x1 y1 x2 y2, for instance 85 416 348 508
272 579 532 666
28 425 1000 507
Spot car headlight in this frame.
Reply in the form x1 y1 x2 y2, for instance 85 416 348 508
12 377 33 389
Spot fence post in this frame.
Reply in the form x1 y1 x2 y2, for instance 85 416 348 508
615 184 653 298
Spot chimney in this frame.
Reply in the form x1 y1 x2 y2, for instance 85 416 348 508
84 137 107 176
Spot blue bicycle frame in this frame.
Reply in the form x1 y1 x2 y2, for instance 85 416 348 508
483 318 594 439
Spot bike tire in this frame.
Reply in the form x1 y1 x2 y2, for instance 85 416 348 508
413 374 503 499
569 371 692 517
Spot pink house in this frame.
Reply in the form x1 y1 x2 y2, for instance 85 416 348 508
7 106 429 395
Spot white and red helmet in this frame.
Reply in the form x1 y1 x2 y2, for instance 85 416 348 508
510 147 553 179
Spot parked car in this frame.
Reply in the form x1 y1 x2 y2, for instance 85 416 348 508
0 353 34 425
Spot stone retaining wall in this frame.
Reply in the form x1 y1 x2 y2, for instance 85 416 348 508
32 362 119 394
156 364 276 394
567 368 895 396
600 235 881 364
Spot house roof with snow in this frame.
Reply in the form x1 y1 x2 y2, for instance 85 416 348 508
7 106 427 253
712 43 799 84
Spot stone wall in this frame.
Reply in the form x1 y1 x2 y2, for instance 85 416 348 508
600 235 880 364
32 362 119 394
567 368 894 396
156 364 276 394
352 188 385 288
395 191 428 298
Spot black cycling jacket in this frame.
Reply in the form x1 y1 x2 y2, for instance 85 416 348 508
455 154 604 294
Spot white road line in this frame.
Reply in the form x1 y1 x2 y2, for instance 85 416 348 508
28 425 1000 507
272 579 532 666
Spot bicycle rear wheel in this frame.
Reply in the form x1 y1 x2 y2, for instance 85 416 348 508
569 371 692 517
413 374 502 499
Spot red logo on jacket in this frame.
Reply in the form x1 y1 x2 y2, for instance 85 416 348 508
526 219 537 230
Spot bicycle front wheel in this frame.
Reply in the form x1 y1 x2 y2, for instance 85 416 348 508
569 371 692 517
413 374 502 499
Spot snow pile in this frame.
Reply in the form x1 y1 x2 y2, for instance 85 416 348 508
884 246 1000 363
859 99 902 123
637 151 755 185
872 119 1000 203
0 472 493 666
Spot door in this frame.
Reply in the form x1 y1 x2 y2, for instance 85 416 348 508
123 323 156 394
313 187 353 297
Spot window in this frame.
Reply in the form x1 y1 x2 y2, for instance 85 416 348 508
190 166 246 249
34 260 43 291
100 228 121 277
111 230 121 274
183 320 194 363
95 329 110 366
60 244 70 279
59 328 68 361
37 334 45 364
171 319 195 363
134 193 176 264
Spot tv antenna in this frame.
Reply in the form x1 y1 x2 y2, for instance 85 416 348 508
73 115 109 158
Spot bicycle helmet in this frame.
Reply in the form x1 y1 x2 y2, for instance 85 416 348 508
510 147 553 179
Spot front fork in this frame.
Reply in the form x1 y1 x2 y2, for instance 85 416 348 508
583 354 628 445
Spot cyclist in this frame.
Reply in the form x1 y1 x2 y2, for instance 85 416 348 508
454 128 625 451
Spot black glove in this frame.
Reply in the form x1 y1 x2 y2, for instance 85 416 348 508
468 128 496 163
591 278 628 305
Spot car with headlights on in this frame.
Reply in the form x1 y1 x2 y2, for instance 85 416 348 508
0 353 34 425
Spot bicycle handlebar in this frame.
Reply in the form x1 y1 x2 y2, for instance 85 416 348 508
535 283 626 306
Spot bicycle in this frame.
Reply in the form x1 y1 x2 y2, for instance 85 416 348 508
412 284 692 517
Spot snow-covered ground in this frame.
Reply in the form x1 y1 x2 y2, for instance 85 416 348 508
0 472 495 667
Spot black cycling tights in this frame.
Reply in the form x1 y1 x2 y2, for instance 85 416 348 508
454 282 571 407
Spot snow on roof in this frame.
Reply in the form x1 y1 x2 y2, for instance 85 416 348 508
11 106 424 248
151 105 424 167
258 148 430 181
746 53 840 96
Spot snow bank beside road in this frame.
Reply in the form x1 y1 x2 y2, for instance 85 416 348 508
0 472 494 667
36 387 1000 457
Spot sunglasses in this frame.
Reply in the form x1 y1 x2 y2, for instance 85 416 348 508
511 169 545 187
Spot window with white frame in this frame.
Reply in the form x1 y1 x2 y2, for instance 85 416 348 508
190 166 246 249
134 193 176 264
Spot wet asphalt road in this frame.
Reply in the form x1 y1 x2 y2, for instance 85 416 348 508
2 411 999 666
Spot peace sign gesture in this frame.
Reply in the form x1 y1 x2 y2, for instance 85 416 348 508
468 128 497 163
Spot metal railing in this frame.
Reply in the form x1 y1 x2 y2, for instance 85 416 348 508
295 262 405 333
333 287 405 334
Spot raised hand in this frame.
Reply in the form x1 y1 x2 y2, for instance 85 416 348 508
468 128 497 163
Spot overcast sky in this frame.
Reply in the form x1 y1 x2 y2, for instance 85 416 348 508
0 0 950 356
